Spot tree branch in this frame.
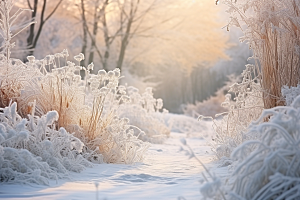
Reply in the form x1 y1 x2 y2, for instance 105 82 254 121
132 0 157 22
85 21 104 63
27 0 32 10
44 0 63 22
32 0 47 48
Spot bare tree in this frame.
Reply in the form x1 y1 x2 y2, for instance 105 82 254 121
26 0 63 56
115 0 141 71
78 0 109 70
79 0 161 71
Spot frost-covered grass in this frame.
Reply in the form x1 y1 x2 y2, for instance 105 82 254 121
227 95 300 200
17 51 150 164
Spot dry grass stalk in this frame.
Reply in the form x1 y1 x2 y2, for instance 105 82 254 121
223 0 300 109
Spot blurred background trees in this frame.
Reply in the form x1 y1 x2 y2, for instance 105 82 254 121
10 0 251 113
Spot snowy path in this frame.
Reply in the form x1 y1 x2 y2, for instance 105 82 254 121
0 119 226 200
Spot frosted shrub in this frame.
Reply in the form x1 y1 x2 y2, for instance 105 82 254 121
118 86 170 143
229 95 300 200
19 50 87 125
208 65 263 159
0 102 93 185
222 0 300 108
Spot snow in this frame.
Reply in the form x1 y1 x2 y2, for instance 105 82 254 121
0 114 227 200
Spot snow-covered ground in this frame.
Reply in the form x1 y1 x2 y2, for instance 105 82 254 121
0 114 227 200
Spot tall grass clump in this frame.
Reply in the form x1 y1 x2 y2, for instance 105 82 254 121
221 0 300 109
228 95 300 200
17 51 149 164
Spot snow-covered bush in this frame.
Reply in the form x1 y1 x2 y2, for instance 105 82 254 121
0 102 93 185
229 95 300 200
118 86 170 143
206 64 263 159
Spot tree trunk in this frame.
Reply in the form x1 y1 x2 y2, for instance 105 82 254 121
102 1 110 71
80 0 87 67
80 0 87 78
88 0 100 65
116 18 133 71
26 0 38 57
